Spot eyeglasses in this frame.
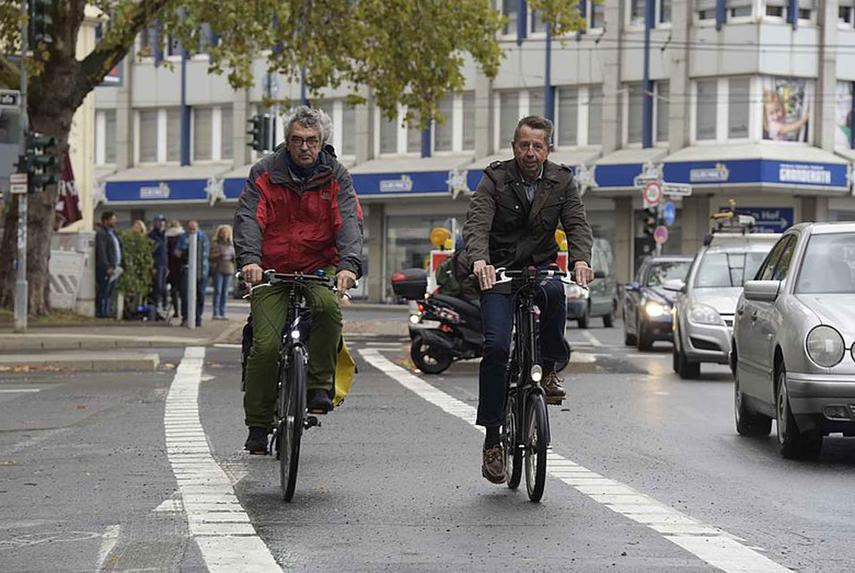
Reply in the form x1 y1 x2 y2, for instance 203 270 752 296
288 135 321 149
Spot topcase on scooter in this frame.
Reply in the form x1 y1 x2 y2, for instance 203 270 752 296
390 268 428 300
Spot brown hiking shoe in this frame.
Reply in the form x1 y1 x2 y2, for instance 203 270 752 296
482 445 506 484
543 372 566 405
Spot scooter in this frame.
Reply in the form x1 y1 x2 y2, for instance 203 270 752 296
408 293 483 374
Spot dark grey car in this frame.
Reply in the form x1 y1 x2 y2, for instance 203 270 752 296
623 256 692 350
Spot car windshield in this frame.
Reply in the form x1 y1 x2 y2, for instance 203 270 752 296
795 233 855 294
646 261 691 287
694 252 766 288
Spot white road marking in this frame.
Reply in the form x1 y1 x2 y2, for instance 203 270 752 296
0 388 40 393
213 343 242 349
358 348 791 573
580 331 603 347
165 347 280 572
96 524 120 571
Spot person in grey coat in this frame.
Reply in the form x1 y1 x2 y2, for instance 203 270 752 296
95 211 122 318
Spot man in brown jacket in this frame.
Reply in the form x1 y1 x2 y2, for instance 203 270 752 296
462 115 594 484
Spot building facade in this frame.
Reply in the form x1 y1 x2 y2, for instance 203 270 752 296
92 0 855 301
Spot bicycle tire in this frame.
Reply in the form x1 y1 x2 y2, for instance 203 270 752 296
503 393 522 489
524 393 549 502
281 345 307 502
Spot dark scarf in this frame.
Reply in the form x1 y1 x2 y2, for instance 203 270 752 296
285 152 320 181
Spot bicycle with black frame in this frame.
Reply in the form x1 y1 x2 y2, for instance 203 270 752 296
495 266 582 502
239 269 336 502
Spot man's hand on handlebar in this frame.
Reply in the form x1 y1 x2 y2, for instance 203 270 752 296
473 259 496 291
241 263 264 285
336 269 357 297
574 261 594 288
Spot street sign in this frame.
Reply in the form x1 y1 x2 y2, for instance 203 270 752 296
642 181 663 208
663 182 692 197
0 90 20 109
654 225 669 245
10 172 27 194
662 201 676 226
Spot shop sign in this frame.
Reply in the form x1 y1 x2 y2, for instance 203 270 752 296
379 175 413 193
721 207 794 233
778 163 832 185
690 163 729 183
139 182 171 199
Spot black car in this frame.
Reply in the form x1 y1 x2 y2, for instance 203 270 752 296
623 256 692 351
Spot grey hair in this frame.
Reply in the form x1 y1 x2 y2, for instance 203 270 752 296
283 105 333 144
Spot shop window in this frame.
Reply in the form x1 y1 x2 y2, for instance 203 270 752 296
557 87 578 146
728 78 750 139
695 80 718 141
221 106 233 160
462 92 476 150
762 77 812 143
656 81 669 143
138 109 158 163
587 86 603 145
166 108 181 162
193 108 213 161
835 82 853 148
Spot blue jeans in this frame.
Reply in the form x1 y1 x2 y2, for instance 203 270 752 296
477 277 568 427
96 271 117 318
152 266 168 309
213 272 231 317
180 268 206 326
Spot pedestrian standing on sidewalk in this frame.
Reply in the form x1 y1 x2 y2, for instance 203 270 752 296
131 219 147 235
176 220 210 327
210 224 236 320
148 214 169 314
165 219 184 322
95 211 122 318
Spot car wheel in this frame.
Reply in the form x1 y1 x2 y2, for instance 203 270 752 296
675 344 700 379
776 366 822 459
577 304 590 329
636 320 653 351
734 368 771 437
624 313 637 346
603 309 614 328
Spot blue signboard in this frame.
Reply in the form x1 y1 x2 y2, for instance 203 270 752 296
351 170 452 197
105 179 210 202
662 201 676 226
663 159 849 191
719 206 794 233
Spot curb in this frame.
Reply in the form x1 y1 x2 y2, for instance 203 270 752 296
0 352 160 372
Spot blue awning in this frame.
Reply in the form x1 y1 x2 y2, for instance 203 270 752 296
349 155 472 199
464 147 601 191
662 144 850 193
590 148 668 191
103 164 232 205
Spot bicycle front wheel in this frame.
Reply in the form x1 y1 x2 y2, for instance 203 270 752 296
280 345 307 502
524 393 549 502
503 393 522 489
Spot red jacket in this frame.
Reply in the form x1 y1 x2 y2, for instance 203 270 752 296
234 148 363 277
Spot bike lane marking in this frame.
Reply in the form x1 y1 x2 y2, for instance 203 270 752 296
165 347 281 572
359 348 790 573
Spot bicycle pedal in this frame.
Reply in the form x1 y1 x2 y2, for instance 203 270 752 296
304 415 321 429
545 397 565 406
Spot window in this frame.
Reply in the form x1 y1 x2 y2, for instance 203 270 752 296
139 109 158 163
193 108 212 161
138 25 160 57
557 88 578 146
587 86 603 145
728 78 750 139
660 0 672 22
771 237 797 281
529 89 545 119
197 23 215 54
341 104 356 156
530 9 546 33
499 91 519 146
840 3 854 24
766 0 784 17
379 113 397 154
167 35 183 57
462 92 475 150
696 80 718 141
796 233 855 294
166 108 180 162
407 115 422 154
95 110 117 165
502 0 518 35
762 77 811 143
435 96 454 152
221 106 233 160
757 237 791 280
728 0 753 17
656 81 669 143
590 1 605 28
696 0 715 19
835 82 853 148
630 0 646 26
628 84 644 144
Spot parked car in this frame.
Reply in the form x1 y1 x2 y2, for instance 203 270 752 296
567 238 618 328
672 231 780 379
623 255 692 350
731 222 855 459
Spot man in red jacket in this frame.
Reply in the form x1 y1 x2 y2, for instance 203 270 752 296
234 106 363 454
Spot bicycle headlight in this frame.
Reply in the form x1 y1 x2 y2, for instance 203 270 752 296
688 303 725 326
806 326 845 368
291 329 300 340
644 301 667 318
530 364 543 383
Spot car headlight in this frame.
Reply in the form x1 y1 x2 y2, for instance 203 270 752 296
806 326 845 368
688 303 725 326
644 301 668 318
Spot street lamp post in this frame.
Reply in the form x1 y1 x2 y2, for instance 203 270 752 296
14 0 29 332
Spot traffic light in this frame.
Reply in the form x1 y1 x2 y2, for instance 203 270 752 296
642 207 658 237
247 113 274 152
28 0 53 49
17 132 58 193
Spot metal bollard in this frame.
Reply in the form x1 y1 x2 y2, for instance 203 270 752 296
187 232 197 329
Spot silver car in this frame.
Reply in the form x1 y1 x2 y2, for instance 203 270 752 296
732 222 855 459
672 232 780 379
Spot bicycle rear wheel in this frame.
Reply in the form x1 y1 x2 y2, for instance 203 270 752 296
280 345 307 502
503 393 522 489
524 393 549 502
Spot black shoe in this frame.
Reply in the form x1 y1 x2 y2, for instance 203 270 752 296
244 426 269 455
307 389 333 414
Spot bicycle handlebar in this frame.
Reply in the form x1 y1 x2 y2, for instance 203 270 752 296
236 270 339 297
492 267 586 290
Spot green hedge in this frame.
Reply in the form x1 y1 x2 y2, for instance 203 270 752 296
118 230 153 315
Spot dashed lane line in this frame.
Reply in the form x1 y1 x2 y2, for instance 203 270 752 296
164 347 281 572
580 330 604 347
358 348 790 573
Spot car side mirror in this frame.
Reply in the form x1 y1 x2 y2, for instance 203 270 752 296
625 282 641 292
743 280 780 303
662 279 685 292
594 270 605 280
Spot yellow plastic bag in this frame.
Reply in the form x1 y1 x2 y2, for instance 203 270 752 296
333 337 356 407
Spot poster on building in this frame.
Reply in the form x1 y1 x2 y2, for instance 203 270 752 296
762 78 810 143
55 153 82 230
835 82 853 148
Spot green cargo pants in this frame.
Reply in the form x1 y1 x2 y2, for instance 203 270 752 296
244 269 342 429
